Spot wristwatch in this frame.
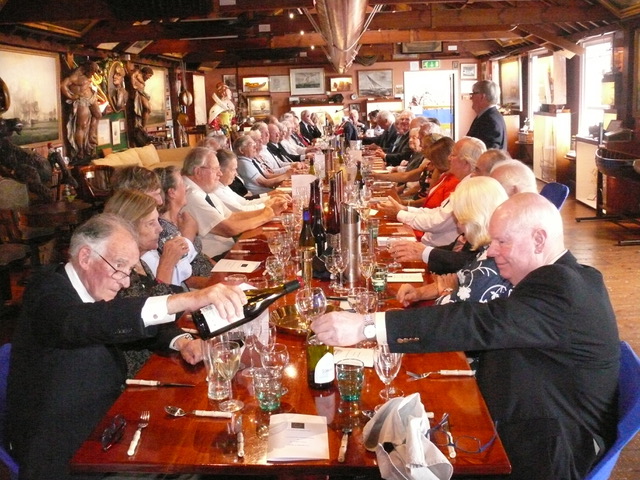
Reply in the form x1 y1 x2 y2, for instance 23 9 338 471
363 315 376 340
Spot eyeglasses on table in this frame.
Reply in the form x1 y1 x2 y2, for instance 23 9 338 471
427 413 498 454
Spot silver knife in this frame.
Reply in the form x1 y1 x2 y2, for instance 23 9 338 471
234 415 244 458
125 379 195 387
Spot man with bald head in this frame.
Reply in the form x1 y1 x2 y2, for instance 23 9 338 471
490 159 538 196
312 193 619 480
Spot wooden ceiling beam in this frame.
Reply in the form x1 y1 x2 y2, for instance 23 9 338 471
517 25 585 57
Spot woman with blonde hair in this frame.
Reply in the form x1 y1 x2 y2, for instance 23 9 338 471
104 189 202 375
397 176 512 305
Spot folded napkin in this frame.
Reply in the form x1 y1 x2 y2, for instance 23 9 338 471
363 393 452 480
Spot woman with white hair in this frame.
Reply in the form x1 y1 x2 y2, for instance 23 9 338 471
397 175 512 305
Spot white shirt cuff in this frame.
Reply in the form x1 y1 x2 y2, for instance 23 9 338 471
422 246 434 264
374 311 387 345
141 295 175 326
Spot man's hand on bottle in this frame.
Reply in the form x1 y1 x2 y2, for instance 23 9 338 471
203 284 247 319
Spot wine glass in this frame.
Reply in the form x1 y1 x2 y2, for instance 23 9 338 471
265 255 285 285
355 290 378 316
332 249 348 295
295 287 327 330
280 212 296 235
210 341 244 412
323 254 339 291
267 233 284 258
347 287 367 311
373 344 403 403
360 253 376 290
386 238 402 273
240 320 261 378
260 343 290 396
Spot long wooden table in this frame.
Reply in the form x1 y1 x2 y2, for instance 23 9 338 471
70 214 511 478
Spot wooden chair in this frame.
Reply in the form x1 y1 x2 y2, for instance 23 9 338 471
77 165 114 209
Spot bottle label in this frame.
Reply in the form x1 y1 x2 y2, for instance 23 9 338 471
314 352 335 384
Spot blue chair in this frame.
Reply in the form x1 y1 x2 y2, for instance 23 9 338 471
0 343 19 480
585 341 640 480
539 182 570 209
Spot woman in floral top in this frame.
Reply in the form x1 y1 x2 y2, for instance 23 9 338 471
396 176 512 306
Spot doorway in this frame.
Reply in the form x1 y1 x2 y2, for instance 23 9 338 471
404 70 458 139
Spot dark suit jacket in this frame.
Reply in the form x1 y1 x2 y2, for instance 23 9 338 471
6 266 165 480
362 123 398 149
384 132 412 166
386 251 619 479
342 121 358 142
267 142 299 163
427 236 476 274
467 106 507 150
299 121 322 143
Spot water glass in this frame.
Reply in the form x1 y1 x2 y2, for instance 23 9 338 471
204 339 230 401
372 263 388 295
369 218 380 240
335 359 365 402
253 367 283 412
265 255 285 284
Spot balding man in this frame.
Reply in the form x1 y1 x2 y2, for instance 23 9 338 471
467 80 507 150
7 213 247 480
312 192 619 480
473 148 511 177
490 159 538 196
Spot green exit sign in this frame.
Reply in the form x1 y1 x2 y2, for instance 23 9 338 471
422 60 440 69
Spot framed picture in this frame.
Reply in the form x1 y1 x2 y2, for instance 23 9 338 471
242 76 269 93
357 70 393 97
460 63 478 80
248 96 272 118
289 68 325 95
269 75 290 93
0 46 62 147
144 66 168 127
499 57 521 109
329 76 353 92
223 74 237 91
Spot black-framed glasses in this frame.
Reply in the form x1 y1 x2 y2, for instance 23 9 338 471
94 251 131 281
471 91 482 96
427 413 498 454
101 414 127 451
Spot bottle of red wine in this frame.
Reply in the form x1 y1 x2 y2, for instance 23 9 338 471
192 280 301 339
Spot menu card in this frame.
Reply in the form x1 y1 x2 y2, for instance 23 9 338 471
386 272 424 283
267 414 330 462
211 259 261 273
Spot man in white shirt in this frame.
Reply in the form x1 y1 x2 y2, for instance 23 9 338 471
182 146 286 259
380 136 486 249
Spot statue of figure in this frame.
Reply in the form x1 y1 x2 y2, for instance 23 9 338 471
107 61 128 113
130 65 154 127
60 61 102 161
208 82 235 133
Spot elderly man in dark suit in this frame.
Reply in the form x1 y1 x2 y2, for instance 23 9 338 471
6 213 247 480
364 110 397 150
467 80 507 150
313 193 619 480
299 109 322 144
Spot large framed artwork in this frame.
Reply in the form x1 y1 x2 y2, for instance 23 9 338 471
290 68 325 95
145 66 168 127
269 75 290 93
0 46 62 147
357 70 393 97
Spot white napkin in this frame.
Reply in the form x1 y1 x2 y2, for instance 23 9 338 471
363 393 452 480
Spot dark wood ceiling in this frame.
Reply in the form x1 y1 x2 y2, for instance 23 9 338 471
1 0 639 70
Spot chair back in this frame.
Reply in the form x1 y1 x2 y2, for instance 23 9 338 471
539 182 570 209
0 343 19 478
585 341 640 479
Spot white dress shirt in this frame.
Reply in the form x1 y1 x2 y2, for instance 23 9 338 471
212 184 266 212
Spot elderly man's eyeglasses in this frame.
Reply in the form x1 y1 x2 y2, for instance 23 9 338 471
427 413 498 454
101 414 126 451
471 91 482 96
94 251 131 281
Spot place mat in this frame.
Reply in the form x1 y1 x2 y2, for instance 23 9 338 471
386 272 424 283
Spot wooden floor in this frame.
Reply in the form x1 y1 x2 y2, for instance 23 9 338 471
0 195 639 479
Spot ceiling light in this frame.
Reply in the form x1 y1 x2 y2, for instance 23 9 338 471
311 45 315 50
289 11 294 19
300 30 305 35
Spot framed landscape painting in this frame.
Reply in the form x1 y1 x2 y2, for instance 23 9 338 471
145 66 168 127
290 68 325 95
0 46 62 147
248 96 272 118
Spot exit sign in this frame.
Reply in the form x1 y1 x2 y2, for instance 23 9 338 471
422 60 440 69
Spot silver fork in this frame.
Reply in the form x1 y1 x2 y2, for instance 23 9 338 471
127 410 150 456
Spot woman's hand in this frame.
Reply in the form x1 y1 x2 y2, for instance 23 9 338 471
177 338 204 365
396 284 419 306
435 274 458 295
265 196 289 215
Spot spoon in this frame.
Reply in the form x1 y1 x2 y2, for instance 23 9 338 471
164 405 233 419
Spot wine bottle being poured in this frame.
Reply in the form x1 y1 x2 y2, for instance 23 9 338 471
192 280 301 339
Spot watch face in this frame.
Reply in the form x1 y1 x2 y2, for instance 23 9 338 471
364 324 376 339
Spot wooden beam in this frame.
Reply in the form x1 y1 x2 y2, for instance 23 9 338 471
517 25 585 58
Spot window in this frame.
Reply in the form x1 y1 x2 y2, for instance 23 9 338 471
579 36 613 135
